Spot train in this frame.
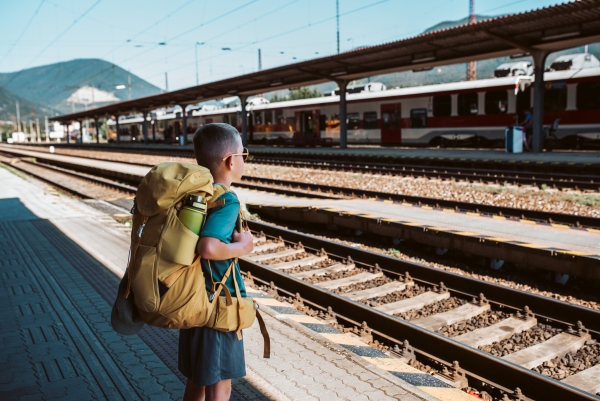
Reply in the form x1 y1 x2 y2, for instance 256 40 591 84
107 52 600 148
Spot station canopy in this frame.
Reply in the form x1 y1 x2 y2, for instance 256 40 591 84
51 0 600 123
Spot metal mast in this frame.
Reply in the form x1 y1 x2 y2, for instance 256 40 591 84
467 0 476 80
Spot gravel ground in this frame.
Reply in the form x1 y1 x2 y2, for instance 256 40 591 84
532 340 599 380
243 164 600 217
366 284 428 305
396 296 467 321
479 323 563 357
332 275 395 294
249 218 600 311
3 159 130 200
303 268 365 284
24 146 600 217
437 310 510 337
280 259 337 274
262 251 311 265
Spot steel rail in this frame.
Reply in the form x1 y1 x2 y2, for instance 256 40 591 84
9 143 600 175
241 176 600 229
242 220 600 400
249 156 600 191
5 146 599 229
2 147 597 229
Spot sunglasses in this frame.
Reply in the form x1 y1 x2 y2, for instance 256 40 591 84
222 147 249 162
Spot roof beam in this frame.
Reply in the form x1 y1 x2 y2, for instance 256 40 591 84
483 31 537 54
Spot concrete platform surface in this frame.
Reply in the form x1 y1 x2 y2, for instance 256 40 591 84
1 163 467 400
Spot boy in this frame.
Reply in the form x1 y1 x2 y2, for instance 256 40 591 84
179 123 254 401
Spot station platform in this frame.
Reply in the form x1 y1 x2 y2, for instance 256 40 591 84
0 158 467 400
1 146 598 280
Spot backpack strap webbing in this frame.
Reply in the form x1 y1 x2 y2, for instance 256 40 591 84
231 259 271 358
125 215 149 298
207 199 225 209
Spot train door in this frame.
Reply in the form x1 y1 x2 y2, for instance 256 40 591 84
300 111 314 133
381 103 401 144
516 87 531 124
173 121 180 144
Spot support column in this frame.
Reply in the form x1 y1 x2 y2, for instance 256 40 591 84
180 106 187 146
531 51 549 154
152 117 156 142
95 117 100 144
79 120 83 143
239 95 248 147
337 80 348 149
143 111 149 145
115 116 120 144
66 123 70 144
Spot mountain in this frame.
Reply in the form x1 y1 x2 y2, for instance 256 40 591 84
0 86 56 123
0 59 161 114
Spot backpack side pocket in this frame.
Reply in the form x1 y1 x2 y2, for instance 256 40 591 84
129 245 159 313
158 209 200 282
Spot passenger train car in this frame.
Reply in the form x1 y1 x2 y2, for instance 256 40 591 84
107 53 600 148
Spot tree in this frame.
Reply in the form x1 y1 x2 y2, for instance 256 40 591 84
270 87 321 103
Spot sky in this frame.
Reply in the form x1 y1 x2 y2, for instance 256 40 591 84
0 0 568 91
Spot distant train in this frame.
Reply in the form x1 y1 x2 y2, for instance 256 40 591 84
107 52 600 148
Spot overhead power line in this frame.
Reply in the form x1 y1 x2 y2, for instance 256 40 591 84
0 0 46 69
144 0 390 83
2 0 103 89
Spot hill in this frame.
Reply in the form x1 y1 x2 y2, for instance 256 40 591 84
0 59 161 114
0 86 56 123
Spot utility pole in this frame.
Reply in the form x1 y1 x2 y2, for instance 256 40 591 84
258 48 262 70
128 72 132 100
467 0 476 80
45 116 49 143
16 100 20 132
165 72 169 92
336 0 340 53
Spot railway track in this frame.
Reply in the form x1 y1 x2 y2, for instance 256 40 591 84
242 221 600 400
249 156 600 192
4 153 600 399
11 143 600 175
2 147 598 230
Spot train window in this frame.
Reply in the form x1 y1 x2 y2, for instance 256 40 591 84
231 115 238 127
326 114 340 131
576 82 600 109
223 115 229 124
433 95 451 117
363 112 378 129
265 110 273 125
348 113 360 130
410 109 427 128
275 109 284 124
391 110 400 129
544 87 567 111
255 112 262 125
458 93 479 115
382 112 390 129
485 90 508 114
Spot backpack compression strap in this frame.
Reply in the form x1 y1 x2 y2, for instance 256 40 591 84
231 260 271 358
125 215 149 299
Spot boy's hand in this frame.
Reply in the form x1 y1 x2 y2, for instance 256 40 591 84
232 229 254 254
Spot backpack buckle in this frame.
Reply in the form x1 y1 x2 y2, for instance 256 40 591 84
137 223 146 238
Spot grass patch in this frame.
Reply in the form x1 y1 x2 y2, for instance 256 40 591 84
562 193 600 207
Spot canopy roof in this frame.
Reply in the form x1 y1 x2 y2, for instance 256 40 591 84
51 0 600 122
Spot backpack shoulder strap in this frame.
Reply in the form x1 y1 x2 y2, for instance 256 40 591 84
207 184 231 209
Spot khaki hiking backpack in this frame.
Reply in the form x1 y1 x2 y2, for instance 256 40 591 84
124 162 269 357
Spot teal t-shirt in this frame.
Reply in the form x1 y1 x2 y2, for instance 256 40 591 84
200 188 247 298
